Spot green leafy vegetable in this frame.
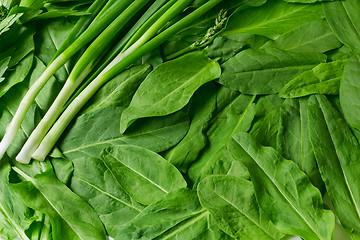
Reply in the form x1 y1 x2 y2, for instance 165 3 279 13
120 51 221 133
261 20 342 53
0 57 10 83
0 0 360 239
70 155 144 238
0 158 33 240
0 12 22 35
198 175 283 240
0 53 33 98
188 92 255 184
116 188 228 240
308 95 360 234
253 99 324 189
323 0 360 52
164 83 217 172
231 133 335 240
223 0 323 39
340 54 360 131
100 145 187 205
207 33 268 62
279 60 347 98
12 165 106 240
59 107 189 159
219 47 326 94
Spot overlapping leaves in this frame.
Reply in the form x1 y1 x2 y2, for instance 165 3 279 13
2 0 360 239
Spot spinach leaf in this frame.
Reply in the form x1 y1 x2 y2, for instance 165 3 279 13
0 11 22 35
340 54 360 131
280 99 323 189
279 60 347 98
0 26 34 68
198 144 251 183
70 156 144 239
284 0 336 3
223 0 323 39
323 0 360 52
261 20 342 53
0 158 33 240
188 93 255 185
220 48 326 94
207 33 269 62
59 107 189 159
164 83 217 172
116 188 230 240
0 53 33 98
250 95 284 133
198 175 283 240
253 99 323 189
251 102 282 146
0 57 10 83
308 95 360 234
11 165 107 240
100 145 187 205
50 154 73 185
34 17 75 80
326 45 353 62
231 133 335 240
120 51 221 133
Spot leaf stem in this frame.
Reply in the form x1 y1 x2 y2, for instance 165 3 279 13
12 167 32 182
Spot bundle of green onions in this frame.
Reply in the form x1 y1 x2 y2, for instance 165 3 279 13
0 0 224 164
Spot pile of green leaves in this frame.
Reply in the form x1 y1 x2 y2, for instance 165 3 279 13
0 0 360 239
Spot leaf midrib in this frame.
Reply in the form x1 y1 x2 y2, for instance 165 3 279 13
341 1 360 41
107 151 169 194
240 142 324 239
284 32 335 51
232 96 256 135
318 97 360 220
224 4 309 36
231 63 318 75
158 210 208 240
13 168 85 240
74 176 142 212
204 185 275 238
62 121 186 154
129 60 218 117
0 203 29 240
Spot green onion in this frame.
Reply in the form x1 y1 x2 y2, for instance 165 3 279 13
16 0 152 163
32 0 224 161
0 0 133 159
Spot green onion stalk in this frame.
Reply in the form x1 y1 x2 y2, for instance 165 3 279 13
70 0 173 101
50 0 113 62
15 0 187 164
16 0 154 163
0 0 134 159
32 0 224 161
